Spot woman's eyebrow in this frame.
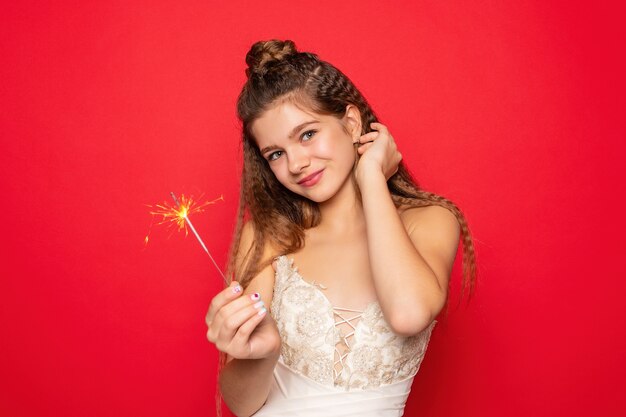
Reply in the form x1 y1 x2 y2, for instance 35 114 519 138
260 120 318 155
260 144 280 155
287 120 318 139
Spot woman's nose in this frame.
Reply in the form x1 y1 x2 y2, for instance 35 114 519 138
288 148 310 174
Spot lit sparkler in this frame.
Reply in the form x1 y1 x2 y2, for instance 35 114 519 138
145 192 227 284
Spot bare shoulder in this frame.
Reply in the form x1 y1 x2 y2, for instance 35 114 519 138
399 205 461 290
236 221 275 268
399 205 460 238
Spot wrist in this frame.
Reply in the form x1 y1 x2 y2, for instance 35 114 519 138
355 161 386 186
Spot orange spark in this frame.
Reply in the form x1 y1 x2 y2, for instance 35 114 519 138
144 194 223 243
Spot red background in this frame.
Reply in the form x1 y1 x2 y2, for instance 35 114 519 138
1 1 625 416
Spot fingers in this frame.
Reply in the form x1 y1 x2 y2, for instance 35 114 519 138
357 131 378 144
357 142 374 154
357 122 390 144
354 121 401 181
229 308 269 357
369 122 388 132
213 295 267 348
206 287 271 358
206 281 243 326
209 291 261 336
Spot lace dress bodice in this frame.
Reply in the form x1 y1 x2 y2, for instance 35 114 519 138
270 255 437 391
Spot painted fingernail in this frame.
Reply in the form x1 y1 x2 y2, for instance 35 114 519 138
258 307 267 316
254 300 265 309
250 293 260 301
232 285 242 294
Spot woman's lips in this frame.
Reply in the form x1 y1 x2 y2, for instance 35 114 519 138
298 169 324 187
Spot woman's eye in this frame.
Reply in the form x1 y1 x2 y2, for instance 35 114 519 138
301 130 316 141
268 151 282 161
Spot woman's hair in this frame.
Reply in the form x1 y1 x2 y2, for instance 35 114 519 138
228 39 476 302
217 38 478 416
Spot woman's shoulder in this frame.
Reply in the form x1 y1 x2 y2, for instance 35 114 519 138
237 221 278 305
397 204 460 237
397 205 461 287
239 220 282 262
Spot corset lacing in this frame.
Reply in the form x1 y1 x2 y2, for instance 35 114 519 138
332 306 363 382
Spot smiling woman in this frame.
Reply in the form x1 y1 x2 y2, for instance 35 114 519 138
204 39 477 417
252 103 360 203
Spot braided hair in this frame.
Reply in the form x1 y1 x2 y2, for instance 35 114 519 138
229 39 476 302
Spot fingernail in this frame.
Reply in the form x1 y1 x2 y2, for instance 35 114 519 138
232 285 242 294
258 307 267 316
254 300 265 309
250 293 260 301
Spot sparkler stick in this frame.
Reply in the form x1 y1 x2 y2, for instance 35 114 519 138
169 192 228 285
144 192 228 285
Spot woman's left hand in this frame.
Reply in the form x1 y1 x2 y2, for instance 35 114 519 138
355 122 402 182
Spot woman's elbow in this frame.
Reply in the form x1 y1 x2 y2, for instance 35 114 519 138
386 308 434 337
386 296 445 337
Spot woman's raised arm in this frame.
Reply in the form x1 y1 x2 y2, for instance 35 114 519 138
356 122 460 337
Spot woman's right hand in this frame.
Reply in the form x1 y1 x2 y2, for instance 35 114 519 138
206 282 281 360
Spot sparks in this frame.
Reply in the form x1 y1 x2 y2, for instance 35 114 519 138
145 192 228 284
146 193 222 236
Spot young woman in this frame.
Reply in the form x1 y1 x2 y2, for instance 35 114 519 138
206 40 476 417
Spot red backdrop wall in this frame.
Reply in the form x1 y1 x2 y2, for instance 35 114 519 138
1 1 625 416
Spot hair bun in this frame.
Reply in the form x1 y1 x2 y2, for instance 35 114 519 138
246 40 298 77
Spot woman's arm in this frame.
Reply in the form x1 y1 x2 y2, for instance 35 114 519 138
217 266 280 417
356 123 460 336
207 223 280 416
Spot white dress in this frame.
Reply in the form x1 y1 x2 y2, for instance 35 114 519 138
251 256 437 417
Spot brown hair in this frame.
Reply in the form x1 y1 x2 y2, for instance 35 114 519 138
217 38 478 416
229 39 476 300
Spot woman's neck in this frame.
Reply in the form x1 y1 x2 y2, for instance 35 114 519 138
317 177 365 234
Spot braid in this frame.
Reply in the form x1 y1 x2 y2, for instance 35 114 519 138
388 165 477 311
308 62 379 133
234 38 477 300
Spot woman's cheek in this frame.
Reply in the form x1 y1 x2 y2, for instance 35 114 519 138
270 162 288 183
313 135 343 158
314 146 329 160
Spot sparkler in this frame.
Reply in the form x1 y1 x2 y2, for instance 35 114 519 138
145 192 228 284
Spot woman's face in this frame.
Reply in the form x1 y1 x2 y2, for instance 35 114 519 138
251 102 360 203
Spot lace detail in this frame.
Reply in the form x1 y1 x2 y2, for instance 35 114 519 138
270 255 437 391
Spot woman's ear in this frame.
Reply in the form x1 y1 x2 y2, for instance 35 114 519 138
343 104 362 140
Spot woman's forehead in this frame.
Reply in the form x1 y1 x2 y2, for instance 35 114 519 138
251 102 326 143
